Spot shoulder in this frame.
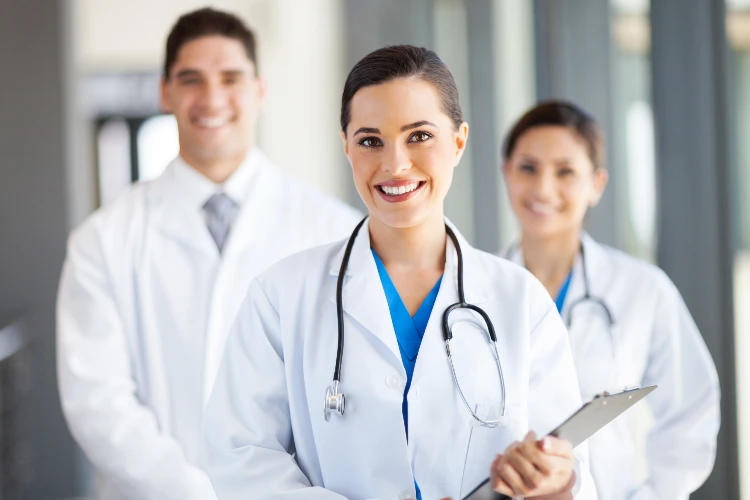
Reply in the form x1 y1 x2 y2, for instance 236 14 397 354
597 243 676 293
470 248 556 326
254 238 346 302
66 181 152 257
474 248 551 297
474 248 538 281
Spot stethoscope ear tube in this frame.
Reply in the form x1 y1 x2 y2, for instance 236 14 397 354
333 217 368 384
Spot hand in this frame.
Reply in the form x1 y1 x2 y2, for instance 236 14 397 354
490 431 575 498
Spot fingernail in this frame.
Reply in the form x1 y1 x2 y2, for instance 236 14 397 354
541 437 551 451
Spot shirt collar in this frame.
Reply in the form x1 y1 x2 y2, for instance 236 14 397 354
171 148 261 210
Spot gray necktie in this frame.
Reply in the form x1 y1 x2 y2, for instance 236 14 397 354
203 192 237 254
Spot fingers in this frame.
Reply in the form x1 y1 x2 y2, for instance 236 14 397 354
491 432 575 497
510 434 547 488
494 453 528 496
538 435 573 459
519 431 550 475
490 454 514 496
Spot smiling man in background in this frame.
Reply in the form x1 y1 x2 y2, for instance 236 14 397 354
56 8 360 499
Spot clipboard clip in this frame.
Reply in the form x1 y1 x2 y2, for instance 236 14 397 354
593 385 641 399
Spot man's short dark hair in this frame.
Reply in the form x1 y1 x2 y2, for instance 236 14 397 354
163 7 258 78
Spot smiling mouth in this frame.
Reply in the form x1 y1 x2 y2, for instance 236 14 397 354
376 181 425 196
193 116 231 129
526 201 560 216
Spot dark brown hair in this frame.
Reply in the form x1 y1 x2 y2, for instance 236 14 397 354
503 100 605 170
163 8 257 79
340 45 463 134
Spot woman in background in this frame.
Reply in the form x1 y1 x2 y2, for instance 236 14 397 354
501 100 720 499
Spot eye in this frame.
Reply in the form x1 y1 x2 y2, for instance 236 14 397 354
224 75 240 85
519 163 536 174
180 78 201 86
408 131 433 143
358 137 383 149
557 167 575 177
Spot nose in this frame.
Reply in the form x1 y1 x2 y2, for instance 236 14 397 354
381 143 411 176
531 169 557 200
199 79 229 110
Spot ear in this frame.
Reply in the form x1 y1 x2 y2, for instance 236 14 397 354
255 76 267 107
160 76 172 113
340 130 350 159
453 122 469 166
590 168 609 207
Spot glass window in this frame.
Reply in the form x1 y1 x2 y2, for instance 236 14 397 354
611 0 656 261
137 115 179 182
96 119 131 207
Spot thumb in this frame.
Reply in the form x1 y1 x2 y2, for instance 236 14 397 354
538 435 573 457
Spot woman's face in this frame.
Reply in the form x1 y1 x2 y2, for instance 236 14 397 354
503 125 607 240
341 78 468 229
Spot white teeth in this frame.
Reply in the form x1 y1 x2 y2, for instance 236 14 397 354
196 117 228 129
528 201 557 215
380 182 419 196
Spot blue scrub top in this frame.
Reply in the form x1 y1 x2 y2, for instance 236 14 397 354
372 250 442 500
555 270 573 313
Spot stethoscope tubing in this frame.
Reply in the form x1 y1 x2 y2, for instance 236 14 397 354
328 218 506 427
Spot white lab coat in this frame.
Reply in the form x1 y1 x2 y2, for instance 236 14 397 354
202 219 597 500
56 150 362 500
503 233 720 500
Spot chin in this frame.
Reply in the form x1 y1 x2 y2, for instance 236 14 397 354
371 209 429 230
524 223 573 240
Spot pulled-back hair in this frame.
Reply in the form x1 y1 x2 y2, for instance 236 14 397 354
340 45 463 134
503 100 605 170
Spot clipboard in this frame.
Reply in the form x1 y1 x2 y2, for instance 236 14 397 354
462 385 657 500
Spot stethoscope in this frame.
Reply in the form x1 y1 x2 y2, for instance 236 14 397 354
504 242 619 371
324 217 507 427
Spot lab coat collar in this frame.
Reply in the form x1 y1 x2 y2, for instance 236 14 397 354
500 232 614 315
170 148 261 209
579 232 612 284
564 232 615 316
146 148 273 258
500 232 609 274
327 218 490 369
328 218 489 303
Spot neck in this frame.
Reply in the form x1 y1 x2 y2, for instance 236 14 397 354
520 230 580 285
369 212 447 272
180 147 251 184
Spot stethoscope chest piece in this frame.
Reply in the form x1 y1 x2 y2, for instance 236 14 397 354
324 381 345 422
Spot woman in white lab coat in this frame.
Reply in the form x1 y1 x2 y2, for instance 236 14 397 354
500 100 720 499
202 46 597 499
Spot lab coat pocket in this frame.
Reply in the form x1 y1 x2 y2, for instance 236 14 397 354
459 403 506 499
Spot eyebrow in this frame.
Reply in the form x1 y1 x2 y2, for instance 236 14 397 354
352 120 438 137
174 69 247 80
353 127 380 136
174 69 201 80
400 120 437 131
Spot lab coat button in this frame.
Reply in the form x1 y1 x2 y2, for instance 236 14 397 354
385 374 401 389
399 490 417 500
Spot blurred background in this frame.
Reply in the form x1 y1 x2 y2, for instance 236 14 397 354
0 0 748 498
